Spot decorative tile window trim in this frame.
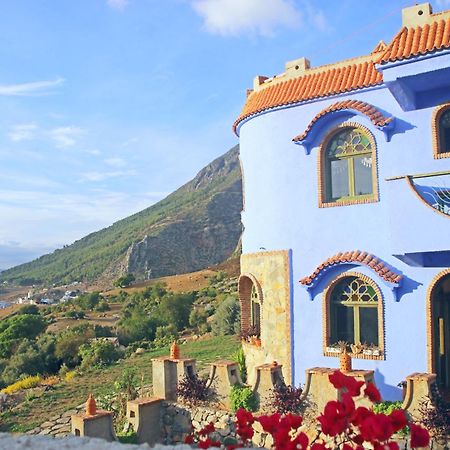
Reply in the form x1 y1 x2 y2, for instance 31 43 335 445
293 100 395 153
426 268 450 374
299 250 403 302
322 271 385 361
431 103 450 159
317 122 379 208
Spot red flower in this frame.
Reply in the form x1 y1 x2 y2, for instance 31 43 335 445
310 444 328 450
329 370 364 397
364 382 381 403
282 413 303 430
290 432 309 450
317 400 348 436
198 422 215 436
389 409 407 432
410 423 430 448
359 414 394 442
351 406 372 427
257 413 280 434
342 444 353 450
184 435 194 444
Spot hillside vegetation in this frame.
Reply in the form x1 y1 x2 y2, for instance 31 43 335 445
0 146 242 286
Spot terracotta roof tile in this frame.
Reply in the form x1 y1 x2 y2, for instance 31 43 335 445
299 251 403 286
234 12 450 135
379 18 450 64
233 60 383 134
292 100 393 142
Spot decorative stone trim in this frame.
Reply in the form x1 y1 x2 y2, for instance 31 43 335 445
426 269 450 374
322 272 385 361
317 122 379 208
431 103 450 159
238 273 263 336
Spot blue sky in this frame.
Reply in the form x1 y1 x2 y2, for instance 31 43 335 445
1 0 449 269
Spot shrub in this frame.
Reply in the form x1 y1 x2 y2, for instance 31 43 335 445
153 324 178 348
234 347 247 383
95 300 110 312
78 339 121 369
211 296 240 336
230 385 258 412
176 374 210 405
1 375 42 394
113 274 135 288
114 368 139 400
64 370 77 382
40 375 59 387
117 430 138 444
17 305 39 315
419 385 450 444
270 383 303 415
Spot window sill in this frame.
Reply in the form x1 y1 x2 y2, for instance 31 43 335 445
324 346 384 361
319 195 378 208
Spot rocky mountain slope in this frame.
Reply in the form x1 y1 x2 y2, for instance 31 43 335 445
0 146 242 286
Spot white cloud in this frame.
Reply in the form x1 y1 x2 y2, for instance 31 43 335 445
0 77 64 96
79 170 135 182
107 0 129 11
48 126 84 148
7 124 38 142
104 157 127 168
191 0 301 36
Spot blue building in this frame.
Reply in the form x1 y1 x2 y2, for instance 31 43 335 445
235 3 450 400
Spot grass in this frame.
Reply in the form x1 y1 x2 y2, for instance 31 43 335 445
0 335 240 433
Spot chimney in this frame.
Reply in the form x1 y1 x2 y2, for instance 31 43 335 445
285 57 311 77
402 3 432 28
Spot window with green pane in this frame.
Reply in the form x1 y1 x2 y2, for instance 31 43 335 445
325 127 375 202
328 276 379 347
438 108 450 155
250 285 261 337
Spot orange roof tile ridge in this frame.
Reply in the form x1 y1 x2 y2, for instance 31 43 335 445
299 251 403 286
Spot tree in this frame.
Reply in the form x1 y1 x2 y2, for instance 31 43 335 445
0 314 47 358
157 293 194 331
211 296 240 336
113 273 135 288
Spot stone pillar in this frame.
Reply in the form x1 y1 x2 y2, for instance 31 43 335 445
253 362 285 410
126 397 163 445
208 360 242 409
401 372 437 421
71 411 116 441
151 357 197 401
303 367 375 413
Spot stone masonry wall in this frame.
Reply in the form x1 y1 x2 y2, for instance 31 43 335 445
240 250 292 386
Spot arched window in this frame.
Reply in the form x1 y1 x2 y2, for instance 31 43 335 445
328 275 379 347
238 274 262 339
320 125 377 206
250 284 261 337
434 105 450 158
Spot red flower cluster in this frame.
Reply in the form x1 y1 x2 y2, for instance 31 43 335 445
185 370 430 450
258 412 308 450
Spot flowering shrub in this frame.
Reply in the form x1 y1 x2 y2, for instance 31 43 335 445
271 383 304 415
0 375 42 394
185 370 430 450
176 374 210 405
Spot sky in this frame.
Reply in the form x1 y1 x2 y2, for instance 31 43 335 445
1 0 449 270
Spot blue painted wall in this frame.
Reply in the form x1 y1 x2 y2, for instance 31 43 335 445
238 66 450 399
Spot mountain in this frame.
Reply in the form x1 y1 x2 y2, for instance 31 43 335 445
0 146 242 287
